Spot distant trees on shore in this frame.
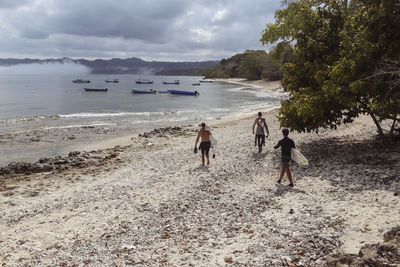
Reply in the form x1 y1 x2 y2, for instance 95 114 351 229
202 48 293 81
261 0 400 136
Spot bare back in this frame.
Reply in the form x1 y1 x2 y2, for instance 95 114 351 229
198 129 211 142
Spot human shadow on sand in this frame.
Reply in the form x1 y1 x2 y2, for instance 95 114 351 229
273 184 307 196
191 166 210 173
250 151 268 160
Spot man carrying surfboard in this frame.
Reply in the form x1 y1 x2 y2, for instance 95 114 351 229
194 122 212 166
252 112 269 153
274 128 295 187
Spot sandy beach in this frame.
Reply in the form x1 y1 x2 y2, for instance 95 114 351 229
1 79 399 266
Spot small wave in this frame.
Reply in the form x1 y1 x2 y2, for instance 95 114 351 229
226 85 286 99
0 115 59 124
59 112 166 118
226 86 253 92
44 123 118 130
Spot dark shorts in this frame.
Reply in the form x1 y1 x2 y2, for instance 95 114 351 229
199 141 211 155
255 134 265 147
282 155 291 168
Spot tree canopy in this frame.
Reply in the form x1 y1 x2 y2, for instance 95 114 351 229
203 49 291 81
261 0 400 136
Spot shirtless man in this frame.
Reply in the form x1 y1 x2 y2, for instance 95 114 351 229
194 122 212 166
252 112 269 153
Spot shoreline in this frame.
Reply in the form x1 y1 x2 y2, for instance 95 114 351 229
0 79 283 166
1 105 399 265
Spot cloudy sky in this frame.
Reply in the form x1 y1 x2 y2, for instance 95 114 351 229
0 0 281 61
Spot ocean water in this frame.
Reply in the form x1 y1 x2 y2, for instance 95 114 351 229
0 74 282 134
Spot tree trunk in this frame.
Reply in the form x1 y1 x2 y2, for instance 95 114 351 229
369 113 384 136
390 116 398 134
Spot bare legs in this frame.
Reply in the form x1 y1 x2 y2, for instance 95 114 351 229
278 167 293 186
201 153 210 166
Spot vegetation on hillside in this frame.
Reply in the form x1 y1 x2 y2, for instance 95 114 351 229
202 48 293 81
261 0 400 136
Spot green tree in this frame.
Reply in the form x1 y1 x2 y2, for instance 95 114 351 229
261 0 400 136
203 49 286 80
238 50 269 80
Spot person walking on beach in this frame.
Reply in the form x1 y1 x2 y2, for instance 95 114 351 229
252 112 269 153
274 128 295 187
194 122 212 166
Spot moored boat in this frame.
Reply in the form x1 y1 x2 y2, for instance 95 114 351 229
192 83 201 86
168 90 199 96
84 88 108 92
162 80 180 85
135 79 153 84
105 79 119 83
73 79 90 83
199 79 213 83
132 89 156 94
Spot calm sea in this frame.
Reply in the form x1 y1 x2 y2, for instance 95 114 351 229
0 74 282 134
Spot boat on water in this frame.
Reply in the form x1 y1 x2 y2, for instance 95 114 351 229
192 83 201 86
157 90 170 94
132 89 156 94
135 79 153 84
162 80 180 85
73 79 90 83
199 80 214 83
168 90 199 96
105 79 119 83
84 88 108 92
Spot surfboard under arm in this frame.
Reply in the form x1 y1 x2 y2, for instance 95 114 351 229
210 136 217 148
291 148 308 166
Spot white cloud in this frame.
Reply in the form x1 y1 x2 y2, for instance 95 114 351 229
211 9 227 22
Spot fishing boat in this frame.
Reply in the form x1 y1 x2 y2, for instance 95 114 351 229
73 79 90 83
162 80 180 85
199 79 214 83
168 90 199 96
84 88 108 92
135 79 153 84
192 83 201 86
105 79 119 83
132 89 156 94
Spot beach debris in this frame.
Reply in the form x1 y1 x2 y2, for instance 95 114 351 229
139 126 196 138
224 257 233 263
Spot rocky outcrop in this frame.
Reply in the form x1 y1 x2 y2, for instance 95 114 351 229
138 126 196 138
327 226 400 266
0 146 127 176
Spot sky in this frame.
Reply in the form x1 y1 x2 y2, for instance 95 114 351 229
0 0 281 61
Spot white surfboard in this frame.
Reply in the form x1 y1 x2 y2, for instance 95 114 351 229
210 135 217 148
291 148 308 166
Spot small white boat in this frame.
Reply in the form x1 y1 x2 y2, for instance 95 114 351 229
136 79 153 84
163 80 180 85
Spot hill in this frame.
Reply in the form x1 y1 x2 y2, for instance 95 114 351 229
0 57 218 75
202 48 294 80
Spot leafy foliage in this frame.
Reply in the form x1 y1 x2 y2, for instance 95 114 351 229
261 0 400 136
203 49 292 81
